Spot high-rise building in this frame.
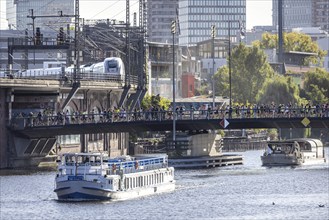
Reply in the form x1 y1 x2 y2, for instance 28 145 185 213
147 0 246 46
147 0 178 43
179 0 246 46
6 0 74 33
312 0 329 31
273 0 329 31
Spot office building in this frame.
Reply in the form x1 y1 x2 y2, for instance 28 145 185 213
147 0 178 43
179 0 246 46
6 0 74 33
273 0 329 31
147 0 246 46
312 0 329 31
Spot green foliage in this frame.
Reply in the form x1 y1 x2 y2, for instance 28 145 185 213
141 94 171 110
256 74 300 105
214 66 229 96
217 130 225 137
229 44 274 103
195 80 210 96
256 32 326 65
267 129 278 140
213 36 326 106
302 68 329 103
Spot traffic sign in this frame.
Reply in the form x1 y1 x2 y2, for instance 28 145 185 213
220 119 229 128
301 117 310 127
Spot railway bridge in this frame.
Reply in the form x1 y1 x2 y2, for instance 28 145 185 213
1 77 329 168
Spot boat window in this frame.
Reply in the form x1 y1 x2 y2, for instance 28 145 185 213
77 156 83 164
65 156 76 165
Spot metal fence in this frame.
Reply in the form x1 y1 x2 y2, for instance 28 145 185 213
10 107 329 129
0 68 140 84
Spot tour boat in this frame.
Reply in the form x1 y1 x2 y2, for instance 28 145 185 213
261 138 326 166
54 153 175 201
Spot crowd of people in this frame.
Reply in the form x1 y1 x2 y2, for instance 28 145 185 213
11 102 329 127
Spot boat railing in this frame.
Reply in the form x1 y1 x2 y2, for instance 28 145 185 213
58 156 168 177
106 157 167 175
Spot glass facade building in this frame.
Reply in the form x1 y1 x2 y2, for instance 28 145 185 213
147 0 178 43
273 0 312 30
273 0 329 31
179 0 246 46
6 0 74 33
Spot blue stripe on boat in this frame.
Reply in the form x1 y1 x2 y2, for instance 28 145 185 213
58 192 111 201
54 187 70 192
82 186 112 192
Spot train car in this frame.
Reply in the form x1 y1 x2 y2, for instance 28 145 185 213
18 57 125 82
89 57 125 81
20 67 63 79
91 57 124 74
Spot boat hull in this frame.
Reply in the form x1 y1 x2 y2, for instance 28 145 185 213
55 180 176 201
261 154 303 166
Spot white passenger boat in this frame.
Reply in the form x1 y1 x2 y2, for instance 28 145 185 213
261 138 326 166
54 153 175 201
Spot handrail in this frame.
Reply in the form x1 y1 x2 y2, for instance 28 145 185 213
0 69 140 84
9 106 329 129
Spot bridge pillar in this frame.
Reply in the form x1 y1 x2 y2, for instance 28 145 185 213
0 88 12 168
103 133 109 152
80 134 87 153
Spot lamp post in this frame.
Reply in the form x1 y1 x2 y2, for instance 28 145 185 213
211 25 216 109
228 21 232 108
171 20 176 146
28 9 35 44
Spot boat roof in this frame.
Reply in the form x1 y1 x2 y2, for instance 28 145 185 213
268 138 323 147
60 152 105 156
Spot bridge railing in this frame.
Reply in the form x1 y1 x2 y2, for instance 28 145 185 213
0 68 139 85
9 107 329 129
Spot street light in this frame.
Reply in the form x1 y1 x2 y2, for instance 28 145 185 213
171 20 176 146
27 9 36 44
228 21 232 108
211 25 216 109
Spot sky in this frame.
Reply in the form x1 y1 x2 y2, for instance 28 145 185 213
0 0 272 31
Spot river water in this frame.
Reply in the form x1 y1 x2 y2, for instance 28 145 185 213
1 149 328 220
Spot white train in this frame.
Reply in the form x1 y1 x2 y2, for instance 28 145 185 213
19 57 125 81
90 57 125 75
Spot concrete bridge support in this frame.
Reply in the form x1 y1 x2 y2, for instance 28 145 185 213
0 89 9 168
0 83 131 168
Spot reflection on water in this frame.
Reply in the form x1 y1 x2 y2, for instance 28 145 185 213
1 149 328 220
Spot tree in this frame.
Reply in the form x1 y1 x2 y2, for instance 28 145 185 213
195 79 210 96
214 66 229 97
229 44 274 103
141 94 171 110
302 68 329 103
255 32 327 65
256 74 301 105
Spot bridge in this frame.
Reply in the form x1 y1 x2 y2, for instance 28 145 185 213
10 108 329 138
